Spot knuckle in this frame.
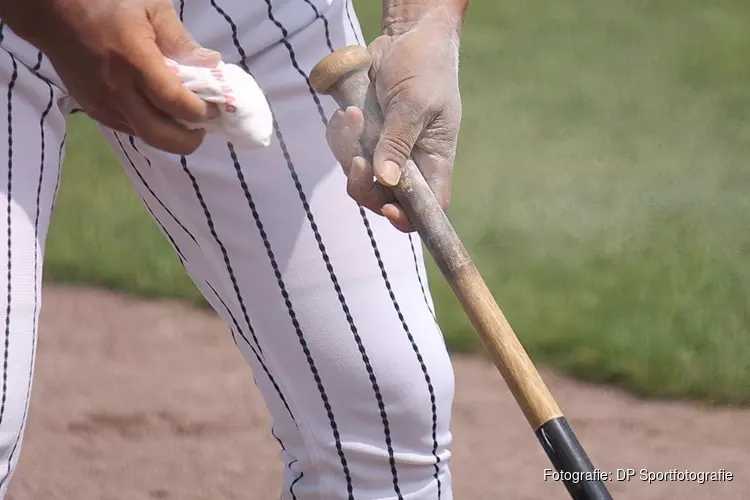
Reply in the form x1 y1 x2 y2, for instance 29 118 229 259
345 178 359 199
176 140 202 155
384 75 422 104
156 80 185 106
381 134 413 162
347 177 376 206
346 179 364 201
176 133 204 155
363 199 385 216
326 135 353 166
144 129 203 155
339 158 352 176
440 193 451 211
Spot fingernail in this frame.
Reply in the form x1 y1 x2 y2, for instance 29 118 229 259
379 160 401 186
381 203 397 219
351 156 366 171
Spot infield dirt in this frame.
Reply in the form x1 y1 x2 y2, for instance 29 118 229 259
6 285 749 499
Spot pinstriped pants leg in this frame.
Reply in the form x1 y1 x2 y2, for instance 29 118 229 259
0 0 456 497
0 40 67 498
103 2 456 498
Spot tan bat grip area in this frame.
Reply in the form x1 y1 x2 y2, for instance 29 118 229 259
310 45 563 430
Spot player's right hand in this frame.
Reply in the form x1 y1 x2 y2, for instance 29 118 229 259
1 0 220 155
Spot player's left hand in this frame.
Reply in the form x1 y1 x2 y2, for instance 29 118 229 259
325 19 462 233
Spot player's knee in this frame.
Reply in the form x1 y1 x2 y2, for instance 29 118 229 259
384 355 455 440
333 348 455 496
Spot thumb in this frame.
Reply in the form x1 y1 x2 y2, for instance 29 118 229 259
149 4 221 68
372 103 424 187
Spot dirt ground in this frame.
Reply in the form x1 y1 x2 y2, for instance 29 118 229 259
5 285 749 499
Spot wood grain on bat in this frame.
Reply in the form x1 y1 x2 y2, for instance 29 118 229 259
311 45 563 430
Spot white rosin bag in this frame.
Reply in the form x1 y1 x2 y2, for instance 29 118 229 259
165 58 274 149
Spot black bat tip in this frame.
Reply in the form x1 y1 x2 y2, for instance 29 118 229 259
536 417 614 500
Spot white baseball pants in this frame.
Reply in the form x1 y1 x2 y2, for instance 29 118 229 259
0 0 455 498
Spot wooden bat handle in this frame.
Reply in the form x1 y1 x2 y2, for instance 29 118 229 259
310 45 563 430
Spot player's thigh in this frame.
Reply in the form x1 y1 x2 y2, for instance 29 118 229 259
100 3 454 497
103 107 454 498
0 41 67 496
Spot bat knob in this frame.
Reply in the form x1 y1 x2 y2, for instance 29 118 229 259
310 45 372 95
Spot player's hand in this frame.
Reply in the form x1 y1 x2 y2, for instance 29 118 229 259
325 19 462 232
2 0 220 155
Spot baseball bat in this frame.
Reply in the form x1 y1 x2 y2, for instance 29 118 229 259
310 45 613 500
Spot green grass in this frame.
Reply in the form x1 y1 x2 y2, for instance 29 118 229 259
46 0 750 404
47 117 200 304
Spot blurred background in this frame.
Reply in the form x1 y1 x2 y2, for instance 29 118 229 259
48 0 750 405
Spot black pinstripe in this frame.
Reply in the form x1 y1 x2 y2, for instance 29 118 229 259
125 136 200 245
288 460 304 500
113 133 297 425
133 142 272 361
164 155 308 468
250 116 359 498
340 7 446 487
344 0 363 46
178 154 270 361
301 0 334 51
200 279 242 349
360 212 444 497
0 54 18 467
147 218 243 355
262 1 330 125
0 73 54 491
285 3 446 495
49 135 65 214
408 234 438 321
205 1 357 495
271 427 302 500
129 190 294 443
139 194 280 425
262 0 406 495
31 52 43 73
223 141 339 443
131 198 259 418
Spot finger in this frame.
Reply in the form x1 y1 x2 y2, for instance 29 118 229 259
326 106 364 175
83 107 135 136
381 203 414 233
372 102 424 187
130 44 211 123
121 88 205 155
149 4 222 67
171 47 222 68
347 156 394 214
366 35 393 82
205 102 221 120
124 9 211 123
